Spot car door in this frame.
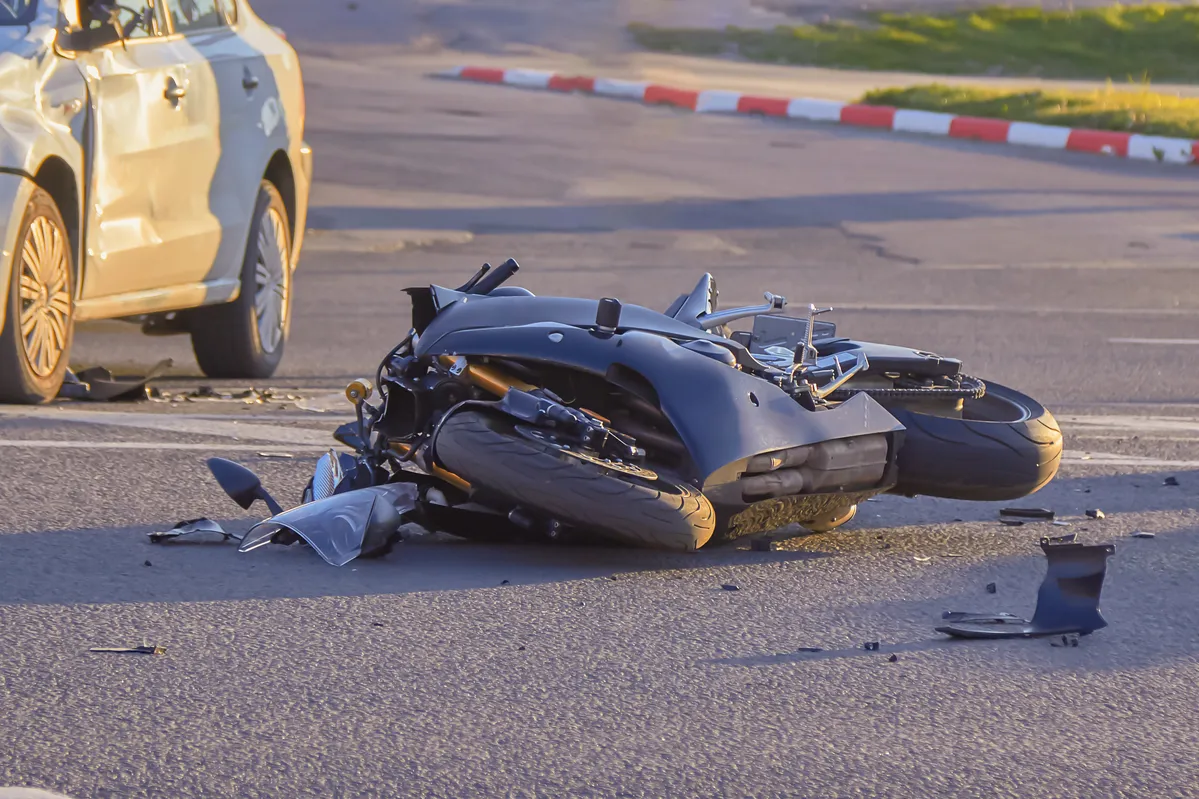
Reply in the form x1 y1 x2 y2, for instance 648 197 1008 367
76 0 226 300
160 0 273 290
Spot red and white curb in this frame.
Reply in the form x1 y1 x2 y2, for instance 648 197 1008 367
439 66 1198 166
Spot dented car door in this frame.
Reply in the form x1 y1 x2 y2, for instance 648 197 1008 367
76 1 225 300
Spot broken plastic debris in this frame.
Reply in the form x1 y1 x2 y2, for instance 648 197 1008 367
986 582 997 594
863 641 879 651
1085 509 1106 519
148 518 238 544
999 519 1025 527
1000 507 1055 521
58 359 173 402
721 584 740 591
89 645 166 656
1131 531 1156 539
936 537 1115 640
797 647 823 653
1163 476 1180 487
887 654 899 662
913 556 931 563
1051 634 1080 648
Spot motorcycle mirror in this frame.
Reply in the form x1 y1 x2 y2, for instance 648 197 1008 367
206 458 285 516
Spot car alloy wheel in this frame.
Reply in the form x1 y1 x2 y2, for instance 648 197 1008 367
254 205 290 355
17 216 72 378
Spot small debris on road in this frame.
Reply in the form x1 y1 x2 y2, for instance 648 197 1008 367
863 641 879 651
1085 509 1106 519
1052 520 1071 527
143 560 152 567
913 556 931 563
751 537 779 552
148 518 238 544
89 645 166 656
986 582 997 594
372 622 385 627
1164 476 1180 487
1051 634 1080 648
1045 533 1076 544
887 654 899 663
721 584 740 591
1131 531 1156 539
945 553 964 558
517 645 526 651
256 452 296 459
797 647 823 653
1000 519 1025 527
500 579 511 585
1000 507 1055 521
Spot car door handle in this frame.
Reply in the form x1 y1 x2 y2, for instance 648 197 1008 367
164 80 187 101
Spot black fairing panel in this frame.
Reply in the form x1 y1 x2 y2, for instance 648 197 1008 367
416 323 904 487
818 339 963 377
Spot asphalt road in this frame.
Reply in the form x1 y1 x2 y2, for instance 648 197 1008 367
2 12 1199 799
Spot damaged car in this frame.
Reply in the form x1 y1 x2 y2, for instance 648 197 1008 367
206 260 1064 565
0 0 311 403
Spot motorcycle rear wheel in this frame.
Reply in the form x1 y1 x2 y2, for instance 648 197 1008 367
433 410 717 551
885 381 1062 501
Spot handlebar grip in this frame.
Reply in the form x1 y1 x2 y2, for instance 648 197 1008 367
469 258 520 295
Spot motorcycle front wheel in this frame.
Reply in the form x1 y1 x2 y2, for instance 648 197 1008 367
432 410 717 551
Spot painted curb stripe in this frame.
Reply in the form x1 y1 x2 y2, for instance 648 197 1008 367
445 67 1198 166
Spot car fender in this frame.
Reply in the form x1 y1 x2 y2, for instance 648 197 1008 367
417 323 905 488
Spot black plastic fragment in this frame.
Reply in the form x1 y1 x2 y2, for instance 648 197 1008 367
863 641 879 651
1164 476 1180 487
721 584 740 592
1000 519 1025 527
1085 509 1105 519
58 359 173 402
887 654 899 662
1000 507 1055 520
986 582 997 594
148 518 237 544
797 647 823 653
937 537 1115 640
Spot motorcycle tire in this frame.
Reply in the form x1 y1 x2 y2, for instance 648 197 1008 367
886 381 1062 502
433 410 716 551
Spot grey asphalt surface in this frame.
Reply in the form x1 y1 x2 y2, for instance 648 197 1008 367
3 4 1199 798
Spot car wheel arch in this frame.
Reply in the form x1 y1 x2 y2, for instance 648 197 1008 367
263 149 295 245
32 156 81 293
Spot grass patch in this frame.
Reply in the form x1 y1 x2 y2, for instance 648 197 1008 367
628 4 1199 82
861 83 1199 138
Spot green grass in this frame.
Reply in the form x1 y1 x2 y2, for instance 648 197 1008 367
861 83 1199 138
628 4 1199 82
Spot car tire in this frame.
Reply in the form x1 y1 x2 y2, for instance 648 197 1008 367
190 181 292 379
0 188 75 404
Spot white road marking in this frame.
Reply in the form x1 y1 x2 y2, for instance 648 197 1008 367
1059 415 1199 435
0 440 323 453
1063 452 1199 468
1107 338 1199 345
0 407 335 446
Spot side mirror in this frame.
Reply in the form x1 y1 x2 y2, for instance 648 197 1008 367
207 458 285 516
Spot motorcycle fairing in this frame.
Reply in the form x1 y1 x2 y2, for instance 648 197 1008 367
238 483 418 567
415 321 905 488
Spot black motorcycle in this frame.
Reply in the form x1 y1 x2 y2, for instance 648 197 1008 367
216 258 1061 564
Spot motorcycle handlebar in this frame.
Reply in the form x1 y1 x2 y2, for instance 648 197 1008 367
468 258 520 295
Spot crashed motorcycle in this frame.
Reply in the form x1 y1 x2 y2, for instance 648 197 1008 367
217 258 1062 565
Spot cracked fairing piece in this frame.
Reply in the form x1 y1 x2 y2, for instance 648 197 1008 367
239 483 419 567
58 359 173 401
937 538 1116 639
148 518 236 544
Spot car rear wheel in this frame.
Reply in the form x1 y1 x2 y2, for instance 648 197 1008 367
190 181 292 379
0 188 75 404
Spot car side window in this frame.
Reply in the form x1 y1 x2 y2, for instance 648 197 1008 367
78 0 166 39
167 0 228 32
